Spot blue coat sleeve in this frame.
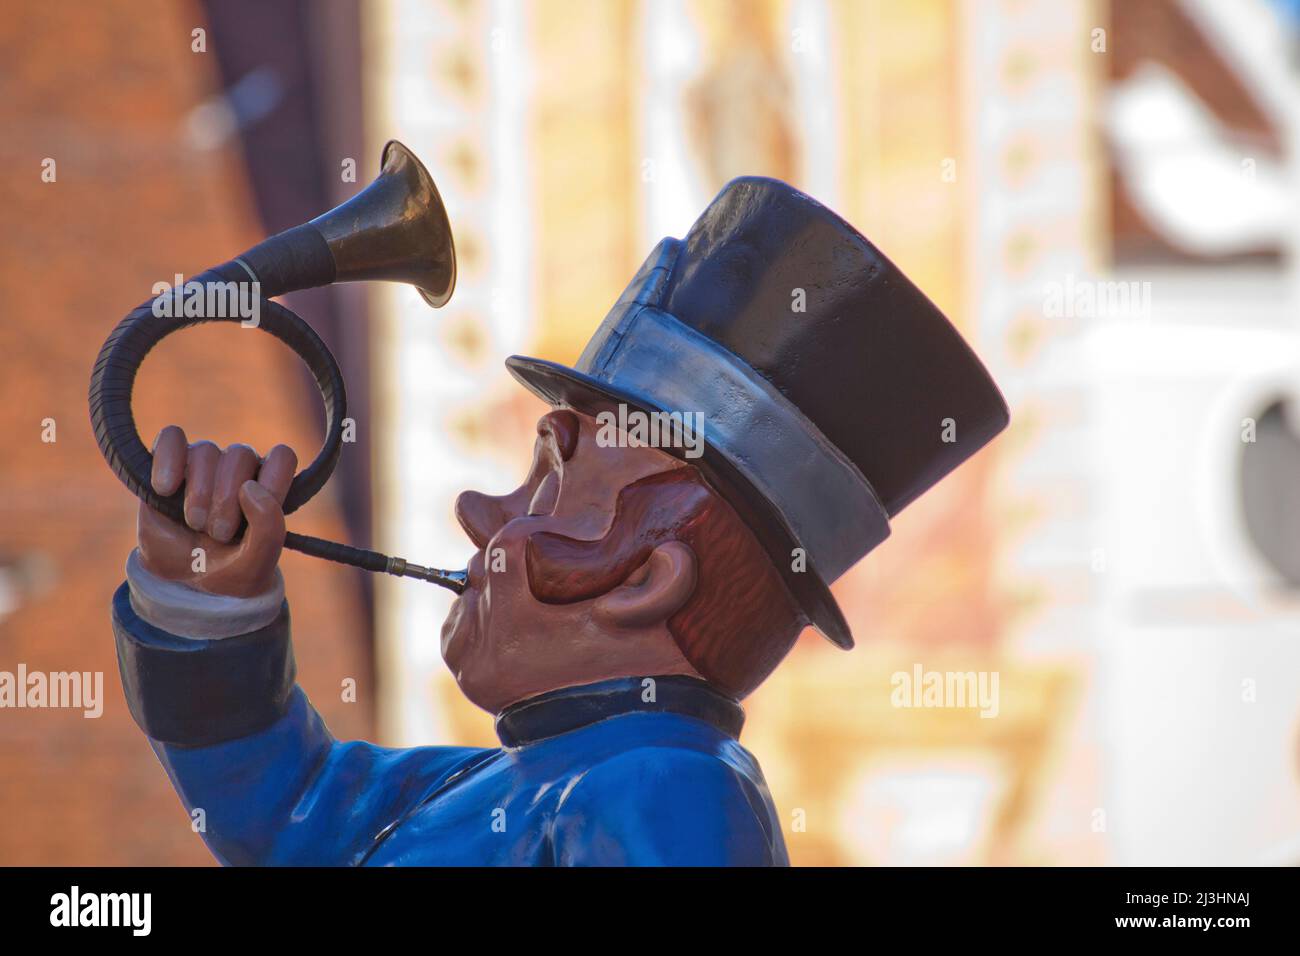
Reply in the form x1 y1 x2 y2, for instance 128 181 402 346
111 582 488 866
550 746 788 866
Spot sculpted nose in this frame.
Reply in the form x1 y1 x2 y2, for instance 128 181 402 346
455 490 510 549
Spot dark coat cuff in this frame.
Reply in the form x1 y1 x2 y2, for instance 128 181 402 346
111 582 296 747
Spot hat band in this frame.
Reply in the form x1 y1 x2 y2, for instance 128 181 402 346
577 303 890 582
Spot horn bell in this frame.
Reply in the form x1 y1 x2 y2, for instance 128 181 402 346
309 139 457 308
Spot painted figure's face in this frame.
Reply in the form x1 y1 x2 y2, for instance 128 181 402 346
443 409 692 714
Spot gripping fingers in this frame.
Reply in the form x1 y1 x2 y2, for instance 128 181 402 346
207 443 261 542
183 441 221 532
256 444 298 506
150 426 188 496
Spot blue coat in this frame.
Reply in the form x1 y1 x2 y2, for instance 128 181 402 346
110 584 789 866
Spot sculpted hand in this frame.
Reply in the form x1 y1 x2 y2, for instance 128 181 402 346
137 425 297 597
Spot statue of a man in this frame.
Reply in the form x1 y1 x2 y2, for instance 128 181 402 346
111 177 1008 865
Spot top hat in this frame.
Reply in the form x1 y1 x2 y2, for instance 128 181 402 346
507 177 1009 650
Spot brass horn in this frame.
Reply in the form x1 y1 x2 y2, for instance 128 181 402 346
310 140 456 307
89 140 468 594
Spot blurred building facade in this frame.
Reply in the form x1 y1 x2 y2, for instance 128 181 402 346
369 0 1078 866
369 0 1300 866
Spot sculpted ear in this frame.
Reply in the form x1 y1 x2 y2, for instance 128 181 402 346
594 541 697 629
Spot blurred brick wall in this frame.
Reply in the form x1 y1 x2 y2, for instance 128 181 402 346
0 0 373 864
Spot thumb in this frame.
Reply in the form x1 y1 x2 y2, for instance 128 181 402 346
234 479 286 583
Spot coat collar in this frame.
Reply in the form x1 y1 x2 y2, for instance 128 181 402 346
494 675 744 748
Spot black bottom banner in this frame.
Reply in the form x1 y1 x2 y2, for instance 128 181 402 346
0 865 1284 942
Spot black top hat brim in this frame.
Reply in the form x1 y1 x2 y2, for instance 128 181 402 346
505 354 856 650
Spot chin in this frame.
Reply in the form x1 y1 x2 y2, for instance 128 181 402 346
440 593 475 671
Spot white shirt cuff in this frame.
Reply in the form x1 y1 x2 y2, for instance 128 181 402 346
125 549 285 640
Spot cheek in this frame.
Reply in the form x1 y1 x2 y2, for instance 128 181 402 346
477 526 535 629
478 519 593 651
